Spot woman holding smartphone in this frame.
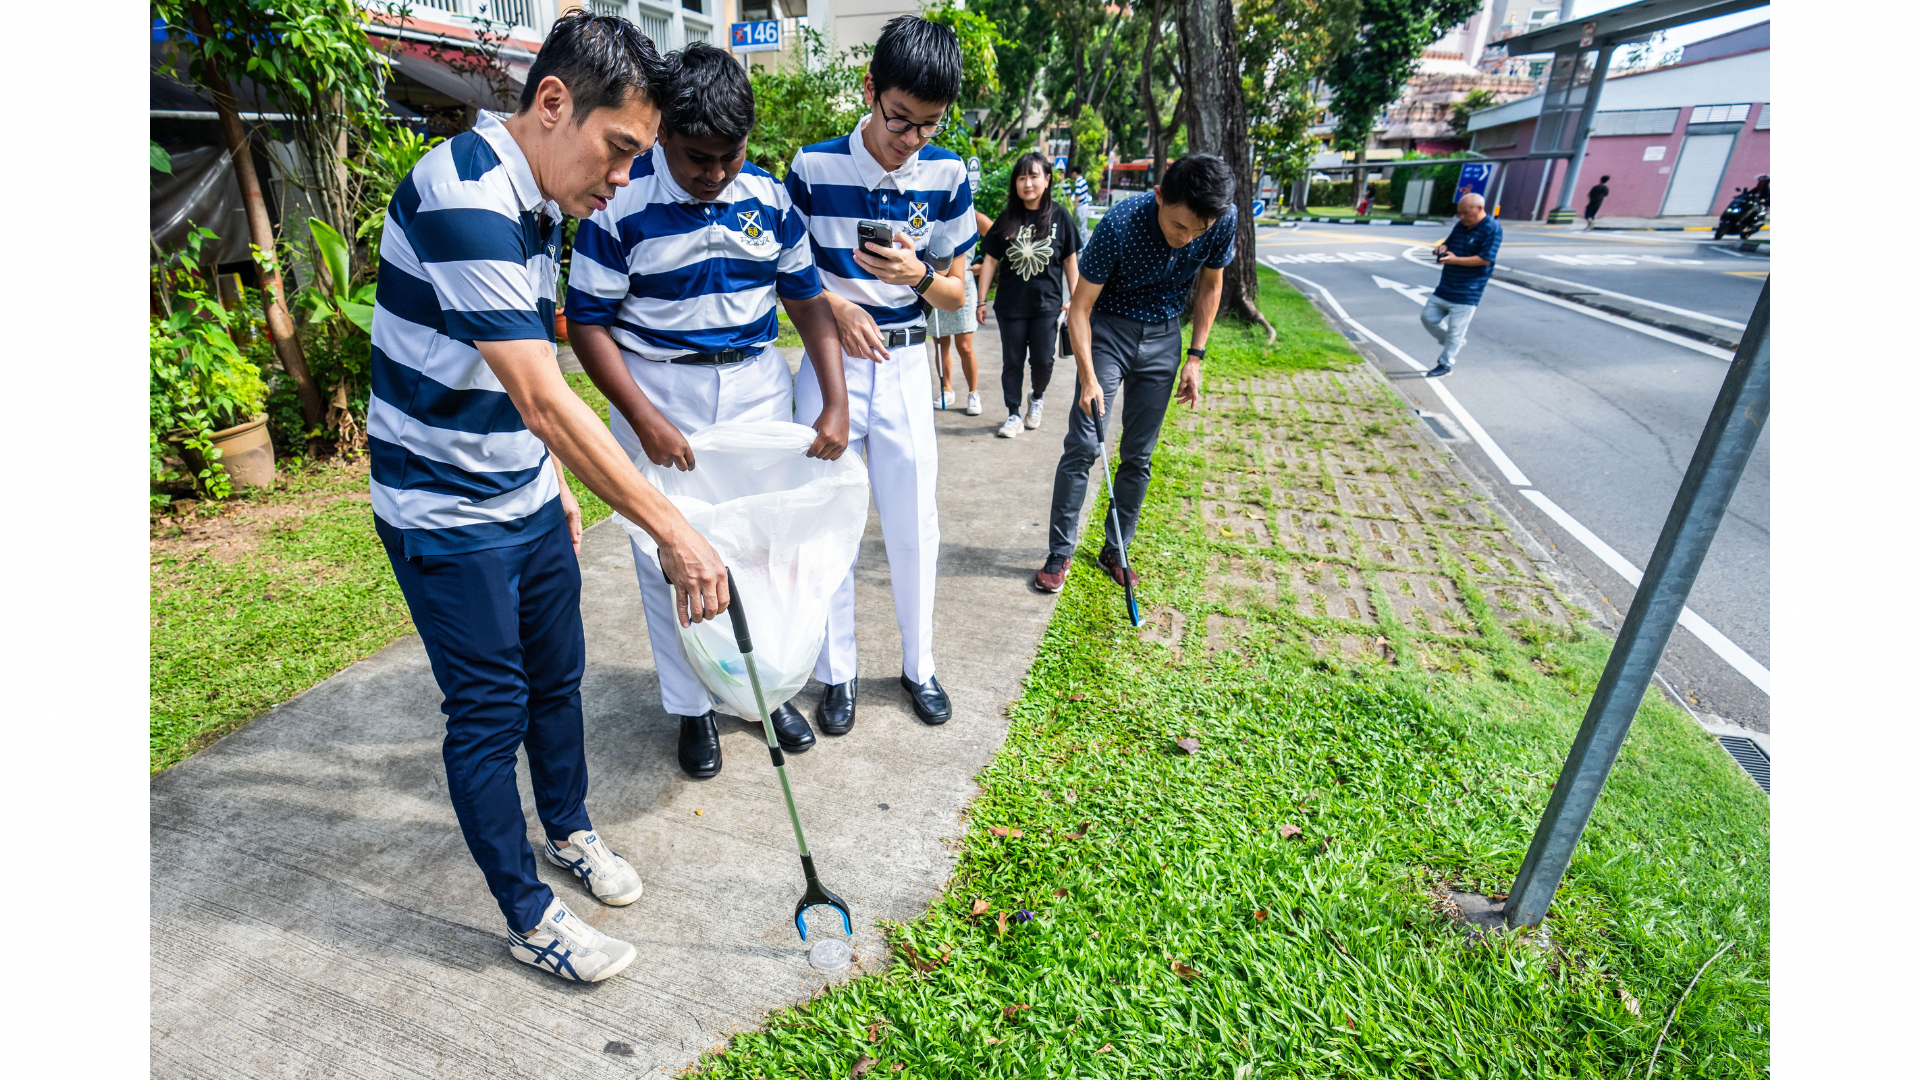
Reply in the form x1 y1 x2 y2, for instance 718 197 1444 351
976 152 1080 439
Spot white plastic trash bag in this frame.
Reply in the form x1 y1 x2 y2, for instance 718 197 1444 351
614 421 869 722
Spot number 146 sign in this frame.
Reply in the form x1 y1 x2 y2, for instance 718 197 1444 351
731 20 780 53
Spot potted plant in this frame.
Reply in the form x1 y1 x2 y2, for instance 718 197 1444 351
152 286 273 498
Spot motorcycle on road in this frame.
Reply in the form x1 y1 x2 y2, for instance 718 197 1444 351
1714 187 1768 240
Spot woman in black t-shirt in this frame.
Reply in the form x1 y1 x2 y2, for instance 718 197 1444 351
977 152 1081 439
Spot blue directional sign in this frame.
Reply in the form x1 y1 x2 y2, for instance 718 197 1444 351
731 20 780 53
1251 199 1266 218
1053 156 1068 173
1455 162 1493 201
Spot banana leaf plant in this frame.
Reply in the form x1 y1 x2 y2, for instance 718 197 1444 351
304 217 376 334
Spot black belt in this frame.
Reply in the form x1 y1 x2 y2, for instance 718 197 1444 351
883 327 928 347
662 348 755 366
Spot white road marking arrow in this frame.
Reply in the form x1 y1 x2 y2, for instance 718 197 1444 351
1371 274 1430 304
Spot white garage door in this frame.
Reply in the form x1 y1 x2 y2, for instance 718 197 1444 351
1660 133 1735 216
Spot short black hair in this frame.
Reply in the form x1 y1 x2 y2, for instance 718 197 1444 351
1159 153 1235 221
661 41 753 142
518 11 669 120
1069 164 1083 175
1600 174 1611 182
870 15 962 107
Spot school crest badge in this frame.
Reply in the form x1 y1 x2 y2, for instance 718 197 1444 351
905 201 932 237
735 208 776 250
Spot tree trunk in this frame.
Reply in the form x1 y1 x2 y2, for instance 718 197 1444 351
187 1 326 430
1178 0 1273 340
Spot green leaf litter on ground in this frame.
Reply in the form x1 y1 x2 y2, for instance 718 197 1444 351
688 271 1768 1078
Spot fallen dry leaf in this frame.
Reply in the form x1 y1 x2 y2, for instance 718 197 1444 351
1002 1003 1031 1020
1095 1043 1114 1054
1171 959 1201 980
988 826 1010 838
1373 636 1389 647
985 1036 1003 1046
1066 821 1091 840
1254 910 1268 921
850 1054 877 1078
891 1066 904 1073
996 911 1009 936
1345 1016 1356 1031
867 1020 885 1042
896 943 950 973
1068 694 1087 701
970 898 990 916
1054 888 1069 898
1325 931 1349 955
1009 829 1025 839
1278 824 1302 839
1174 737 1201 755
1618 985 1642 1016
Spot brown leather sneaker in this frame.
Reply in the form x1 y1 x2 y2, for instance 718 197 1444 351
1031 554 1072 593
1098 549 1140 588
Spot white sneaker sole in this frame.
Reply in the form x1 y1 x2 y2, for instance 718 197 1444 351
997 426 1021 439
1024 417 1043 430
511 939 637 983
546 852 645 906
589 943 637 982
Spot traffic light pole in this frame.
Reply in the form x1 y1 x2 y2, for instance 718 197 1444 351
1504 280 1770 929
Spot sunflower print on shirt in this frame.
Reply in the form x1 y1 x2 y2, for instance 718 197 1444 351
1007 222 1057 281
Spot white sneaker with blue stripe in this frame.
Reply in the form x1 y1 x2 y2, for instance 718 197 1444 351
508 898 636 983
544 829 645 906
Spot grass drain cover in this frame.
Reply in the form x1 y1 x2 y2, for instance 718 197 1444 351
1718 736 1770 793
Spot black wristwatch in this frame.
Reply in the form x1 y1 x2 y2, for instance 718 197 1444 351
1187 346 1206 360
911 266 936 295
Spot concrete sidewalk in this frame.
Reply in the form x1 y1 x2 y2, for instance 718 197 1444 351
151 328 1077 1077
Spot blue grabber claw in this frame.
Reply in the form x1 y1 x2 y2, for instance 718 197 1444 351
794 854 853 941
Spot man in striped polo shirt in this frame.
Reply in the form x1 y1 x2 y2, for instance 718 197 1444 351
566 42 848 779
784 15 973 734
370 13 728 984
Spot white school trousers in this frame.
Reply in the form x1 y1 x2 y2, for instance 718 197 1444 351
609 348 794 717
794 339 939 685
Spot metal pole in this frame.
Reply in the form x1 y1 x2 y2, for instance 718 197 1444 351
1489 161 1507 219
1549 43 1616 220
1504 279 1770 929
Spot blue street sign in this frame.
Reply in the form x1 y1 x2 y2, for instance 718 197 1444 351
1455 162 1493 201
1054 156 1068 173
1251 199 1266 218
731 20 780 53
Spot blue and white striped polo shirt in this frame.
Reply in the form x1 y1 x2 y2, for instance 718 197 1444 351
784 116 976 328
564 146 820 359
368 109 563 557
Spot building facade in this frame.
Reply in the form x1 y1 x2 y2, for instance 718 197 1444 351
1465 22 1769 220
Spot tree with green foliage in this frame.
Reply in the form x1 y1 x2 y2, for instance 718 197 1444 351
745 28 864 179
924 1 1008 111
1449 87 1499 137
970 0 1055 143
154 0 396 432
1242 0 1344 192
1070 104 1109 176
1319 0 1482 204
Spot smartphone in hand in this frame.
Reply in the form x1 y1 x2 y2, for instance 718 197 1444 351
857 219 893 254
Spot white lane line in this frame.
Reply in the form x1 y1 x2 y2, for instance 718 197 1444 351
1518 490 1771 695
1267 259 1531 486
1499 268 1747 330
1396 246 1735 361
1264 256 1769 697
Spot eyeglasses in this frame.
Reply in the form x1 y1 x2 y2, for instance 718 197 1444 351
876 107 947 139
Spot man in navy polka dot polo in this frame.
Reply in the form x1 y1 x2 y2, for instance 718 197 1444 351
1032 153 1237 594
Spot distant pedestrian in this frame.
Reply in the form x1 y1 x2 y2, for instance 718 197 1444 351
1422 191 1501 379
1583 174 1611 229
928 210 989 414
1070 164 1093 243
976 152 1081 439
1356 191 1373 217
1032 153 1236 594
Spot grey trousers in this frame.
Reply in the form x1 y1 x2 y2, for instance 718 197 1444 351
1419 294 1477 368
1047 311 1182 560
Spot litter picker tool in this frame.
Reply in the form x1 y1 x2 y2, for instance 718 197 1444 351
925 235 955 409
1091 406 1141 627
685 567 854 941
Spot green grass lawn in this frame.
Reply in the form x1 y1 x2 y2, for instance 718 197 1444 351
149 373 616 773
691 272 1768 1078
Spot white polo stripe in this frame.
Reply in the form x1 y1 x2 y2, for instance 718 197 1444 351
367 396 550 474
612 286 780 334
370 466 559 532
370 311 502 393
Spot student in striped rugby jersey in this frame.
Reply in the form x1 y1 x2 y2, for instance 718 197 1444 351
783 15 974 735
565 41 849 780
369 12 727 984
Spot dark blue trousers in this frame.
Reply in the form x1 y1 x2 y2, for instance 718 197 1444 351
378 518 592 933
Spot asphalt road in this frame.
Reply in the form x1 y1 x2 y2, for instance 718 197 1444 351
1256 219 1771 735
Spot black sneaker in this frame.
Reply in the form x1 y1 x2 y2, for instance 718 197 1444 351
1425 363 1453 379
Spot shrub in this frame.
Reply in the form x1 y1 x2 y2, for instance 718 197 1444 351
151 290 268 504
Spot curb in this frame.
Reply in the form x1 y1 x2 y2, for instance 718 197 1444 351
1491 266 1743 350
1276 215 1449 226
